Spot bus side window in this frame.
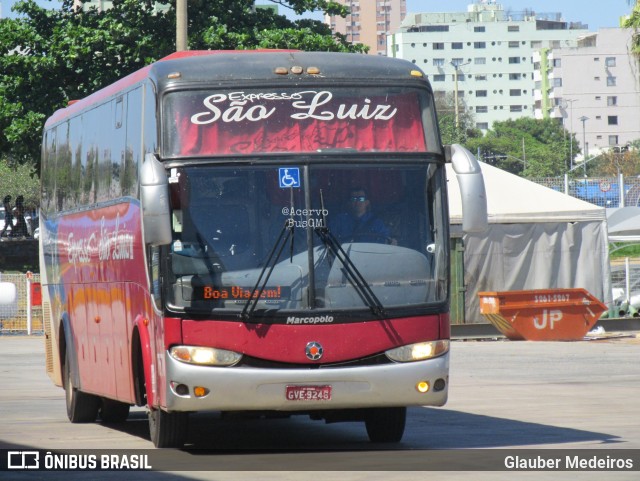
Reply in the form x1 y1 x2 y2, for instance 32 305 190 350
149 245 162 309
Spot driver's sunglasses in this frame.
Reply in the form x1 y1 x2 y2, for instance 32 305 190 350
350 196 367 202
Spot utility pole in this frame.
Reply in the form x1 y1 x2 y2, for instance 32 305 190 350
453 66 459 129
176 0 188 52
450 61 470 130
579 115 589 177
565 98 577 171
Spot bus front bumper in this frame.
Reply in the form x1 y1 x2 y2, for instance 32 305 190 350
162 351 449 412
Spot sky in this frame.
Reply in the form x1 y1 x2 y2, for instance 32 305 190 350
408 0 634 31
0 0 636 31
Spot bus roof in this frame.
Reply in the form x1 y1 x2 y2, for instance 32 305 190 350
44 50 428 128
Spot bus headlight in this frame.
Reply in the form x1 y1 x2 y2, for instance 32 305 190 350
170 346 243 366
385 340 449 362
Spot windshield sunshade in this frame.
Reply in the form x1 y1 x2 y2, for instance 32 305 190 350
163 88 439 156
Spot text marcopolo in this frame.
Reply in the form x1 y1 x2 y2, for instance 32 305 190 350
286 315 334 325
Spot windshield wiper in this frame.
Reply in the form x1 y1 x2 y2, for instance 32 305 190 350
316 191 386 318
241 189 296 321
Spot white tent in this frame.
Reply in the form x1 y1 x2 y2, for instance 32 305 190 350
606 207 640 242
447 162 612 323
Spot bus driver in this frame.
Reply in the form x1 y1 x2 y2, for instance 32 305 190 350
330 187 396 245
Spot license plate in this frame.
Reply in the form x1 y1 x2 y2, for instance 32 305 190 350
285 385 332 401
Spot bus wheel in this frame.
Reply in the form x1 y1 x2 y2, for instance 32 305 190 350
364 407 406 443
148 408 188 448
63 349 100 423
100 398 131 423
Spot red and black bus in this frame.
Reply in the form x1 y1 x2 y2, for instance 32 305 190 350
40 50 487 447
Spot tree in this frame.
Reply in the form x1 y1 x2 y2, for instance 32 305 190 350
587 144 640 177
434 92 482 146
0 0 366 172
0 158 39 210
624 0 640 54
465 117 578 178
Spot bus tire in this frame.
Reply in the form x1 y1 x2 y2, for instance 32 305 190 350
63 348 100 423
364 407 406 443
100 398 131 423
148 408 188 448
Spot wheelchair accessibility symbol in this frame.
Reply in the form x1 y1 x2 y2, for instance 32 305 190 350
279 168 301 188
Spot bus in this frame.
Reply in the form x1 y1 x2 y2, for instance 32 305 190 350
40 50 487 448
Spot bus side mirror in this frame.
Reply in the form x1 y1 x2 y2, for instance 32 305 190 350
140 153 172 246
448 144 488 233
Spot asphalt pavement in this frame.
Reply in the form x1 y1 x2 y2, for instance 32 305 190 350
0 334 638 480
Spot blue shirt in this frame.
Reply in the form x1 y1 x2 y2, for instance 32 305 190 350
330 211 391 244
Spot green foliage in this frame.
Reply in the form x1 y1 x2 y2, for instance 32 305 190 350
0 158 39 209
0 0 363 175
465 117 578 177
609 242 640 259
270 0 349 16
583 144 640 177
623 0 640 54
435 92 482 146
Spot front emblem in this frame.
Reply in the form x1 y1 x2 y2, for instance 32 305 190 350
305 341 323 361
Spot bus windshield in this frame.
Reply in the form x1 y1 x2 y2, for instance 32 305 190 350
165 162 448 319
162 87 440 157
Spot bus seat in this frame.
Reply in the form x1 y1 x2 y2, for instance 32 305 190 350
171 249 222 276
186 203 255 271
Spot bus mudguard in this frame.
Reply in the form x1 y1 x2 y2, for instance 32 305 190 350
60 313 81 390
133 314 157 408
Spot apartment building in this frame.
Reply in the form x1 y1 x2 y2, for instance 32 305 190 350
388 1 589 130
536 28 640 155
325 0 406 56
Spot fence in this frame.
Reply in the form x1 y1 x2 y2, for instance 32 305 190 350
531 174 640 209
4 173 640 333
2 261 640 332
610 258 640 316
0 272 43 335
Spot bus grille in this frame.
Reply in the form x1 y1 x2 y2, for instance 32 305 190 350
236 353 391 369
